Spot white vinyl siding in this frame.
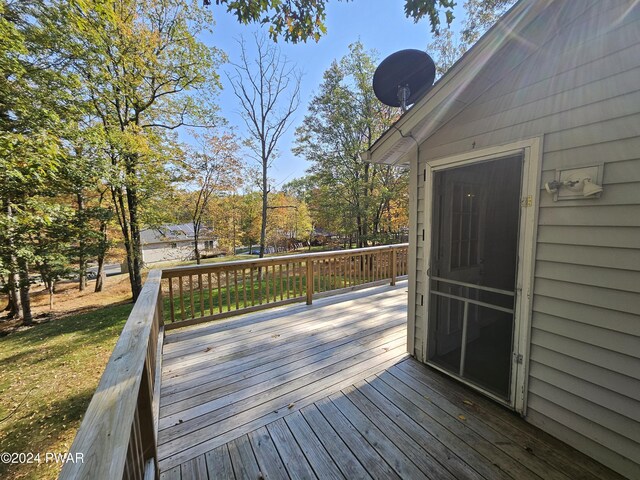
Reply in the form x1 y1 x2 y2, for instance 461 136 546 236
409 1 640 477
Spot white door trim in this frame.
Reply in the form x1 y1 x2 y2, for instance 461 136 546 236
421 137 542 414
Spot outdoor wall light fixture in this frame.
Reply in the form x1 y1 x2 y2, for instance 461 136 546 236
545 176 603 196
545 165 604 201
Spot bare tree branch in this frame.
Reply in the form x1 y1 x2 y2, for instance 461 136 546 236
227 32 301 258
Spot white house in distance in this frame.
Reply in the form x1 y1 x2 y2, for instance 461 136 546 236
365 0 640 478
140 223 217 264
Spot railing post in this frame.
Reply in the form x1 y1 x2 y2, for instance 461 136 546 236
391 248 397 286
306 259 313 305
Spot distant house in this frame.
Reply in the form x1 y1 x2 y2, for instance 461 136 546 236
311 227 337 245
140 223 217 264
365 1 640 478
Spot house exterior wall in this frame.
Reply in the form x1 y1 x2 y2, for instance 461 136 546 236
142 242 195 264
410 1 640 477
141 240 216 264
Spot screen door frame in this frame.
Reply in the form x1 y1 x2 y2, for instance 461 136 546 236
422 137 542 414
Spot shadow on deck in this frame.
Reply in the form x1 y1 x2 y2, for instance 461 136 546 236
157 281 620 480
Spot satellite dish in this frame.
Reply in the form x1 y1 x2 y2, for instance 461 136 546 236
373 49 436 112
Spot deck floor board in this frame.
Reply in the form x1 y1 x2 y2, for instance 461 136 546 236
247 426 289 480
157 281 624 479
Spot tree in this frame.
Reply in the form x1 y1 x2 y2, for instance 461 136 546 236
208 193 243 254
210 0 457 43
91 189 114 293
58 129 111 291
228 33 301 258
239 192 262 254
0 0 79 323
427 28 466 77
182 132 242 263
265 192 311 251
294 42 407 247
461 0 514 45
54 0 224 300
31 204 74 309
428 0 515 76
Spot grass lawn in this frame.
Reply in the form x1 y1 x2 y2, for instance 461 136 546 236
0 302 133 480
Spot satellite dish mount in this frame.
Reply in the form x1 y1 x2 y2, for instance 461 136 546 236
397 84 411 112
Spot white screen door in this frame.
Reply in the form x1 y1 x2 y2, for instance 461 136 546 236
427 154 523 401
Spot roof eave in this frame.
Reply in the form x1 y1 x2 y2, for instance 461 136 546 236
366 0 541 166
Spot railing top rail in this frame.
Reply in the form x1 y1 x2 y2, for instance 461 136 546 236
161 243 409 278
59 269 163 480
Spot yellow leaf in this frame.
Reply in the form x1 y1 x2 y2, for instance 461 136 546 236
458 414 466 421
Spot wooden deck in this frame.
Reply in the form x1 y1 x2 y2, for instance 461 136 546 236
157 281 621 480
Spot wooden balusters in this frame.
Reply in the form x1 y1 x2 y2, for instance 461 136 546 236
188 275 194 319
168 278 175 323
208 273 213 316
243 268 247 307
178 277 185 321
160 244 408 329
250 267 255 306
198 274 204 318
216 272 222 313
391 249 397 286
306 260 313 305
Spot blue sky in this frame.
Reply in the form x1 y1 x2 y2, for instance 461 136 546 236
199 0 459 186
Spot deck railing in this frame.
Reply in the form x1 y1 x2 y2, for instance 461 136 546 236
161 243 408 329
59 270 164 480
58 243 407 479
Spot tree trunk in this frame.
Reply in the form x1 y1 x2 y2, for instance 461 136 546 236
193 228 201 265
112 185 136 299
94 218 108 293
1 275 9 312
5 267 21 318
259 159 268 259
112 178 141 301
361 162 371 247
46 280 54 310
126 181 143 301
356 213 364 248
77 193 87 291
192 219 201 264
17 257 33 325
95 257 105 293
123 153 144 300
3 200 22 318
1 274 19 317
